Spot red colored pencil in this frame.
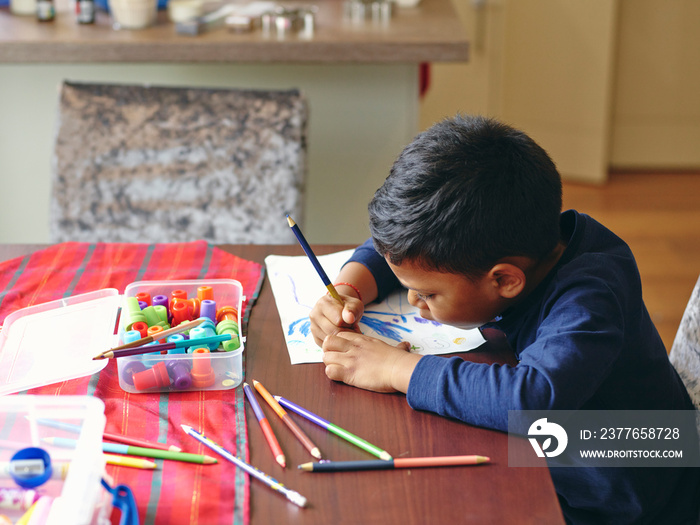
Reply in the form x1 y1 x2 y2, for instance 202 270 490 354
103 431 181 452
243 383 286 468
29 417 182 453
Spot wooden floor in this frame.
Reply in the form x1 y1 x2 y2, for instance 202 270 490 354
562 171 700 351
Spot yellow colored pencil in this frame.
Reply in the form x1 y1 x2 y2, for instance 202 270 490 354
104 454 157 470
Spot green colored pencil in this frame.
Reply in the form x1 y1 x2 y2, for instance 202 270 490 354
43 437 217 464
274 396 392 461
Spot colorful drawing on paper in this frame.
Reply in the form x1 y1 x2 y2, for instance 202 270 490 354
265 250 486 365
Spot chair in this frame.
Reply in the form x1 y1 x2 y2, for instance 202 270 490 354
49 81 308 244
670 275 700 411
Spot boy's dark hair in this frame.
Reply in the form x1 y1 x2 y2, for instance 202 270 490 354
369 114 563 278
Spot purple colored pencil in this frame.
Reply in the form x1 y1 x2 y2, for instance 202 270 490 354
274 395 392 460
93 333 231 360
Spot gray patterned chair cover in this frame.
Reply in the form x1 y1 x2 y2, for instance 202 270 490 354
670 275 700 465
670 275 700 411
50 81 307 244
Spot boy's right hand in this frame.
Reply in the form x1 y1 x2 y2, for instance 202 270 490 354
309 292 364 348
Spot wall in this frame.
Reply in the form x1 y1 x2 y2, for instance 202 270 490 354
610 0 700 169
419 0 502 127
0 64 418 244
421 0 700 176
421 0 618 184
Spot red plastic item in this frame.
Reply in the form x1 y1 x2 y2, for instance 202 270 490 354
135 292 151 306
171 299 192 325
132 361 171 390
184 297 201 318
131 321 148 338
170 289 187 310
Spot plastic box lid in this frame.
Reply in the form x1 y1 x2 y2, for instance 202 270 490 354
0 290 120 396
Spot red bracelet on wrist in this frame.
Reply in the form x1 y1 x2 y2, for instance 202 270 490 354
334 282 363 303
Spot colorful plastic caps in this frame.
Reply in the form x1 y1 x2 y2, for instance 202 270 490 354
189 320 217 350
121 360 147 386
190 348 215 388
166 359 192 390
133 362 170 390
124 297 147 330
216 320 240 351
215 306 240 351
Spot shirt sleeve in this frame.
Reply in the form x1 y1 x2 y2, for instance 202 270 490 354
344 238 402 301
406 275 626 432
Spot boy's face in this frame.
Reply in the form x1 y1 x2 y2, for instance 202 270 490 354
387 257 506 330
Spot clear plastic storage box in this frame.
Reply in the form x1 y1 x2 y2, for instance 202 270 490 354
116 279 245 394
0 279 244 396
0 395 110 525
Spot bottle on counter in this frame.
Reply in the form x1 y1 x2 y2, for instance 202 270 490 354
9 0 38 16
76 0 95 23
36 0 55 21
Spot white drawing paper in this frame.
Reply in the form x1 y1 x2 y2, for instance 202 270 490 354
265 249 485 365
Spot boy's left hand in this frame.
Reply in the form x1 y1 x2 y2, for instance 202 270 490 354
322 332 422 394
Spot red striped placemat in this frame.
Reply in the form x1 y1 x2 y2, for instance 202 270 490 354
0 241 264 525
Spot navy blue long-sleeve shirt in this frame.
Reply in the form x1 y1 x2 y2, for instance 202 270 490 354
347 210 700 524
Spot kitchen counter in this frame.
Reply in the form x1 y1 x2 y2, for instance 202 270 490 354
0 0 468 63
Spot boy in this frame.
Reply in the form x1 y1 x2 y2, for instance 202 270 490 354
309 115 700 524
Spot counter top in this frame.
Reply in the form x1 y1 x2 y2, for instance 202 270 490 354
0 0 468 63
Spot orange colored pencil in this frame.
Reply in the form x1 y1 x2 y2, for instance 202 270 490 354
298 455 491 472
252 380 322 460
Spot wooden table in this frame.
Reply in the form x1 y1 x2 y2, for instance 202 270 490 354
0 244 564 524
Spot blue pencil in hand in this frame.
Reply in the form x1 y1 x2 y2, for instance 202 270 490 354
286 215 343 303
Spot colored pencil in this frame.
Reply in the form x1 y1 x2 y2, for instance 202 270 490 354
93 333 232 360
104 454 157 469
30 417 181 452
101 318 206 354
252 380 322 460
298 455 491 472
286 215 343 302
181 424 307 508
43 437 217 465
274 395 392 461
243 383 286 468
102 433 181 452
